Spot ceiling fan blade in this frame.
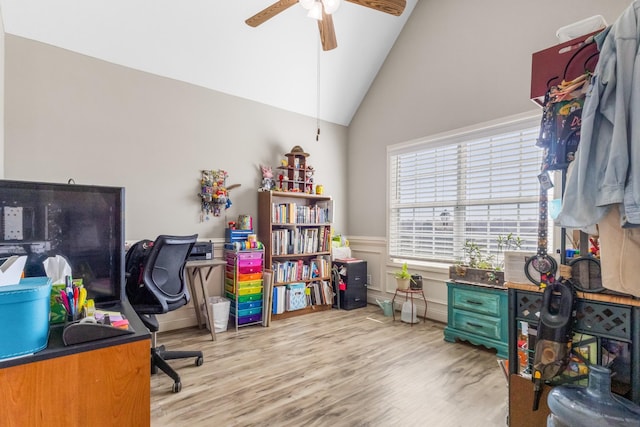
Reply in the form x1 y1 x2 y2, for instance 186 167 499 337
318 9 338 51
345 0 406 16
245 0 299 27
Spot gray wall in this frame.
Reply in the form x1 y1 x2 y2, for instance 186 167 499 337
0 7 4 178
2 0 631 251
4 36 348 242
347 0 631 237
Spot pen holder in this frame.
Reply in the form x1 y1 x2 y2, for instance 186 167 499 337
67 311 84 323
66 304 89 323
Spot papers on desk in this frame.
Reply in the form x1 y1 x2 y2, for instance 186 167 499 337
94 310 130 330
0 255 27 287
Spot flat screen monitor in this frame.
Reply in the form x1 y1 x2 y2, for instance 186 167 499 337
0 180 125 307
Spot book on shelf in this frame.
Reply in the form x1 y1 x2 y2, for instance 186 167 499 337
271 256 330 283
271 280 333 314
271 202 332 224
270 226 331 255
306 280 333 306
273 286 286 314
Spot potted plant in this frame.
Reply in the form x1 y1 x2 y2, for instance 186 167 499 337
450 234 523 286
394 262 412 290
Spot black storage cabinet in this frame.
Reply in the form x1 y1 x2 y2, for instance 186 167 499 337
333 260 367 310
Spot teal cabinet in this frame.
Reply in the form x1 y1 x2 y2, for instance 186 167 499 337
444 281 508 359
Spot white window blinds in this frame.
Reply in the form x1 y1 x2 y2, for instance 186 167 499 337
388 118 543 263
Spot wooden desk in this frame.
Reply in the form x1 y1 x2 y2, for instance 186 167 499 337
185 259 226 340
0 301 151 427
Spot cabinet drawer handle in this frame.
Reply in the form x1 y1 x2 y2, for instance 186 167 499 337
467 322 484 328
465 300 483 305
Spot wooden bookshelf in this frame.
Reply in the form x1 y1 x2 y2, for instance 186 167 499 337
257 191 334 320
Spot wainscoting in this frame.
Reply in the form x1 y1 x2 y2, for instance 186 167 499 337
347 236 450 324
154 236 452 332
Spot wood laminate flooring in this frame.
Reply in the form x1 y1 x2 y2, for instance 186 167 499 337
151 305 508 427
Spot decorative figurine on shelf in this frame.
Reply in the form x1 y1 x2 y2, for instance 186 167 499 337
278 145 310 192
198 169 240 221
278 173 284 191
305 165 314 194
259 165 275 192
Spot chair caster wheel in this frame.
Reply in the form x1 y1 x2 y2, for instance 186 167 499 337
195 356 204 367
172 382 182 393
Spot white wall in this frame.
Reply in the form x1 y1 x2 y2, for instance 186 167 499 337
0 6 5 178
348 0 630 238
3 1 633 326
4 36 350 331
347 0 631 316
4 35 349 243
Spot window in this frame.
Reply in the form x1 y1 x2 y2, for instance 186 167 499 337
388 115 544 264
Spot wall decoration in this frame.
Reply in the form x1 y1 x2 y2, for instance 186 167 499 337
198 170 240 220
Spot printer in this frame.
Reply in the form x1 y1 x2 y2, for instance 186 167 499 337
188 241 214 261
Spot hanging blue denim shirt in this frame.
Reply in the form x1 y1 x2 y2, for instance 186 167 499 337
557 1 640 229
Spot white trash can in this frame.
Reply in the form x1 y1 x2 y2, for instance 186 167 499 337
201 296 231 333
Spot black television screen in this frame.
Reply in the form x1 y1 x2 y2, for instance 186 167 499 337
0 180 125 306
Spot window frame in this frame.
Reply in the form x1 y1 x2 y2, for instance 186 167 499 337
386 112 545 266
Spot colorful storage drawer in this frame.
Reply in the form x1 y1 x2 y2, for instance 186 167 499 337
231 300 263 310
226 270 262 281
238 272 263 281
227 254 262 264
226 284 263 296
232 306 263 317
238 279 263 288
226 291 262 303
225 278 263 289
231 313 262 325
225 248 264 330
238 259 262 269
238 264 262 274
237 251 263 260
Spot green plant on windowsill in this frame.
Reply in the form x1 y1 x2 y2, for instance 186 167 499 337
451 233 523 285
394 262 411 279
394 262 413 290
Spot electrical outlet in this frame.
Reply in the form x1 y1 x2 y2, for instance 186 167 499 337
367 274 372 284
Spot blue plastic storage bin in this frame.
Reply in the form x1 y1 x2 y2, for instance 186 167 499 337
0 277 53 360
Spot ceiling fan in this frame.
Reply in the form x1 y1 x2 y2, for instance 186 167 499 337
245 0 407 51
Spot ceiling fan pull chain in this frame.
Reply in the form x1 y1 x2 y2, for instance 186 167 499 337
316 40 321 142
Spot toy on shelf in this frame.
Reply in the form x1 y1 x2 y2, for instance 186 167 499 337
198 169 240 221
259 165 275 192
274 145 314 193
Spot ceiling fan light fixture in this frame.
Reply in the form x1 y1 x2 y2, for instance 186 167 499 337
307 1 323 20
322 0 341 14
299 0 315 10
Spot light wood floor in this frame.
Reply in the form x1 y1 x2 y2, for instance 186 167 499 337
150 305 508 427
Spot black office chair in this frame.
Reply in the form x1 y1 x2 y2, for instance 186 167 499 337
125 234 203 393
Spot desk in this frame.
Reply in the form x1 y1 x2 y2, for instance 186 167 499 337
392 288 428 325
186 259 226 341
0 301 150 426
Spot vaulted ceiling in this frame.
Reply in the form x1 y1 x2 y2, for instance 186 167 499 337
0 0 418 126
